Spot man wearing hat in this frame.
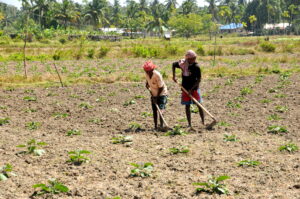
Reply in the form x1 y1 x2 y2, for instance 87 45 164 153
172 50 204 128
143 61 168 130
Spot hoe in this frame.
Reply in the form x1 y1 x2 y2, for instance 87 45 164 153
177 83 217 130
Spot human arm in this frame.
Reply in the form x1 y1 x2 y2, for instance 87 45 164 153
172 62 180 83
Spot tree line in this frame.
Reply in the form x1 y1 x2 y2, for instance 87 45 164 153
0 0 300 37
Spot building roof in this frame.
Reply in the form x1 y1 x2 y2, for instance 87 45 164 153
220 23 243 30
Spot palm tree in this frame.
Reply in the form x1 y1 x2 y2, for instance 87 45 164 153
54 0 80 29
181 0 197 15
147 0 168 36
165 0 177 12
84 0 109 28
32 0 51 28
206 0 219 22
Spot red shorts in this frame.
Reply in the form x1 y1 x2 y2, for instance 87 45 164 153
181 89 203 105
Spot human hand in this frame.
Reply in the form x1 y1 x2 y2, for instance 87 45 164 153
172 76 177 83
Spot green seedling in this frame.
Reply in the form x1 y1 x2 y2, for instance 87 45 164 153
32 179 69 196
268 88 278 93
128 122 142 132
279 143 299 153
111 135 133 144
46 92 58 97
274 94 287 98
178 118 188 122
24 89 34 94
217 121 231 127
260 99 272 103
268 114 281 121
224 78 233 86
275 105 288 113
24 108 37 113
17 139 46 156
0 117 9 126
68 150 91 165
87 89 96 94
223 134 238 142
268 125 288 134
134 95 145 99
141 112 153 118
240 87 253 95
255 75 264 83
88 118 102 124
0 164 16 181
23 96 37 101
69 94 79 98
165 125 187 136
193 175 230 195
108 92 116 96
190 104 199 113
237 160 261 167
279 72 291 81
130 162 154 177
234 96 245 102
123 100 136 107
25 122 41 130
53 113 69 119
0 105 7 109
79 102 93 109
66 129 81 136
169 146 189 154
96 97 106 102
226 101 241 108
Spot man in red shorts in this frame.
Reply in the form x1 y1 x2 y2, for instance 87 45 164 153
172 50 204 128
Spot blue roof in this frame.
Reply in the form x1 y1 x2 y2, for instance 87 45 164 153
220 23 243 30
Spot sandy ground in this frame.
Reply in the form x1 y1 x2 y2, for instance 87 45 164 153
0 73 299 199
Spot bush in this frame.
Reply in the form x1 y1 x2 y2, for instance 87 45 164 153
97 46 110 58
228 48 255 55
207 46 223 56
260 42 276 52
165 45 178 55
87 49 95 59
132 45 160 58
59 38 67 44
196 45 205 56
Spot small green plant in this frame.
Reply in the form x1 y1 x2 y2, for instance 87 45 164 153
226 101 241 108
190 104 199 113
279 143 298 153
260 99 272 103
53 113 69 119
165 125 187 136
240 87 253 95
237 160 261 167
68 150 91 165
255 75 264 83
24 108 37 113
23 96 37 101
0 164 16 181
87 49 95 58
268 88 278 93
141 112 152 118
224 78 233 86
128 122 142 132
268 114 281 121
25 121 41 130
178 118 188 122
97 46 110 58
268 125 288 134
123 100 136 107
88 118 102 124
66 129 81 136
130 162 154 177
169 146 189 154
193 175 230 195
79 102 93 109
217 121 231 127
111 135 133 144
134 95 145 99
33 179 69 196
275 105 288 113
17 139 46 156
223 134 238 142
279 72 291 81
274 93 287 98
0 117 9 126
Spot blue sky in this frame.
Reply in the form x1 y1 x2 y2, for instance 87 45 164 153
1 0 208 9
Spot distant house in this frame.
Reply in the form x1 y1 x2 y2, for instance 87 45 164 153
219 23 244 33
99 28 125 34
264 23 289 30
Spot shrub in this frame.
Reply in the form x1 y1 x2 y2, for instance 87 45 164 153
196 45 205 56
87 49 95 59
132 45 160 58
97 46 110 58
260 42 276 52
165 45 178 55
